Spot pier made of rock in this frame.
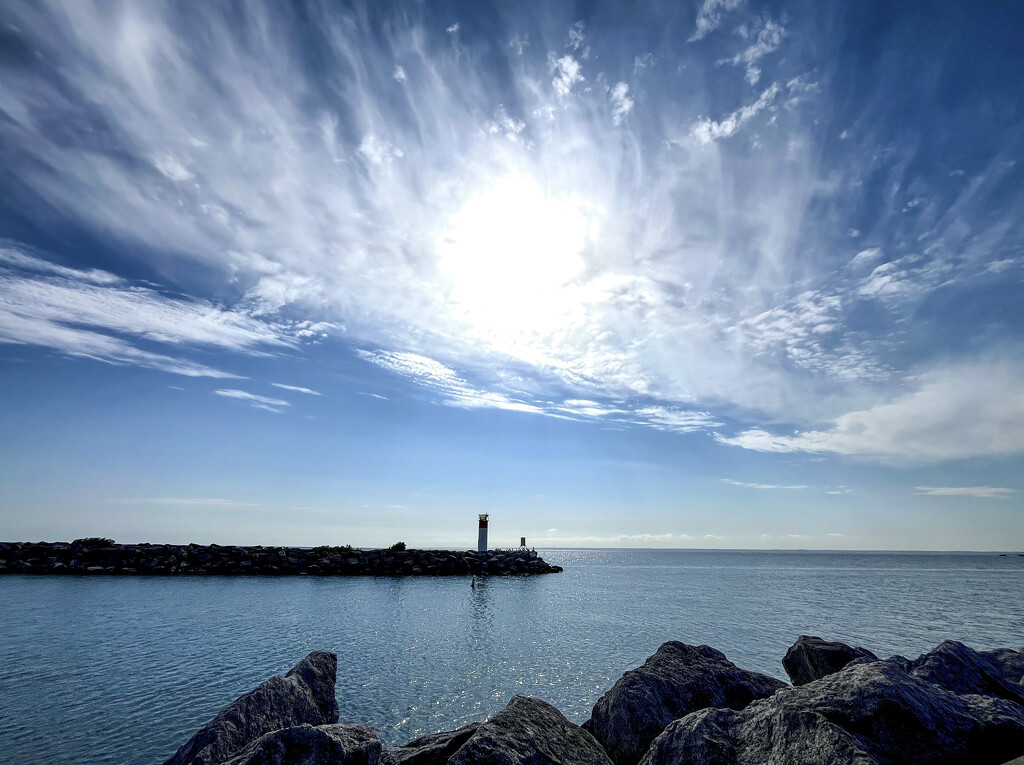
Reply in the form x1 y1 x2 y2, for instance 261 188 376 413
0 541 563 577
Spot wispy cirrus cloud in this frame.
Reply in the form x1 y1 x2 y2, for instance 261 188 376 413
359 349 720 434
215 389 291 413
689 0 745 41
271 383 321 396
721 17 784 85
722 479 809 490
1 0 1022 468
0 244 295 378
121 497 262 507
690 82 781 144
914 486 1017 499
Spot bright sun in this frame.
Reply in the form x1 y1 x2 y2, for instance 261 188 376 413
435 173 600 337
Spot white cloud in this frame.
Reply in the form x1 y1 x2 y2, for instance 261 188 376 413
509 34 528 55
271 383 321 395
721 18 784 84
0 244 293 378
914 486 1017 499
849 247 883 269
392 64 407 83
716 361 1024 462
551 55 584 97
628 406 721 434
609 82 634 125
215 388 291 413
690 0 745 41
358 134 403 165
484 106 526 141
568 22 587 54
357 350 544 414
721 479 809 490
152 154 193 181
691 83 780 144
446 23 459 34
359 349 721 435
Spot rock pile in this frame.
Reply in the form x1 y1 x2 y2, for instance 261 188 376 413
0 541 562 577
582 642 786 765
161 635 1024 765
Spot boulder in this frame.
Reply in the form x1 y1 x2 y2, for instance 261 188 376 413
908 641 1024 705
640 658 1024 765
221 724 380 764
447 696 612 765
381 723 480 765
163 651 339 765
582 642 786 765
980 648 1024 686
782 635 878 686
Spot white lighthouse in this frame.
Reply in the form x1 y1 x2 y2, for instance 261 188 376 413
477 513 489 553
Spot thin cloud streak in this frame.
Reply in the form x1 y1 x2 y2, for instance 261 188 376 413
721 479 809 490
272 383 322 396
215 389 291 413
914 487 1017 499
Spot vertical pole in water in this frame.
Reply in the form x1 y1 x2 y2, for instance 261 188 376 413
478 514 489 553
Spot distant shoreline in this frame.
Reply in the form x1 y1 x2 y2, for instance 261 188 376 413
0 541 564 577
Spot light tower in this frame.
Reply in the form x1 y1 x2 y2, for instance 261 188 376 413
477 513 489 553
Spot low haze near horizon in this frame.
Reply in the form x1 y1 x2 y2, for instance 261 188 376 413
1 0 1022 551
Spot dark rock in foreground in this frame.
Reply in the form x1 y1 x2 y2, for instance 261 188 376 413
221 724 381 765
0 541 563 577
907 640 1024 705
782 635 878 686
448 696 612 765
160 637 1024 765
164 651 339 765
641 655 1024 765
582 642 786 765
980 647 1024 686
381 723 481 765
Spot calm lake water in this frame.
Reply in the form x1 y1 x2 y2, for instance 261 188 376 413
1 549 1022 764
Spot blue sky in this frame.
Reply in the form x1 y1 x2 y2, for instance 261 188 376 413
1 0 1022 550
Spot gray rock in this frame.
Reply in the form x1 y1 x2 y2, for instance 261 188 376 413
980 648 1024 686
782 635 879 686
582 642 786 765
909 641 1024 705
163 651 339 765
221 724 380 765
640 658 1024 765
381 723 480 765
447 696 612 765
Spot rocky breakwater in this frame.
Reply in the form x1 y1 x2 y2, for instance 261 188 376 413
162 634 1024 765
0 540 563 577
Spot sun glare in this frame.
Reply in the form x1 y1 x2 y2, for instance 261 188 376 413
436 173 600 336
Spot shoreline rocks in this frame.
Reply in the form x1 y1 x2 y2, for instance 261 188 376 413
782 634 879 686
162 637 1024 765
0 541 563 577
164 651 339 765
582 642 786 765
